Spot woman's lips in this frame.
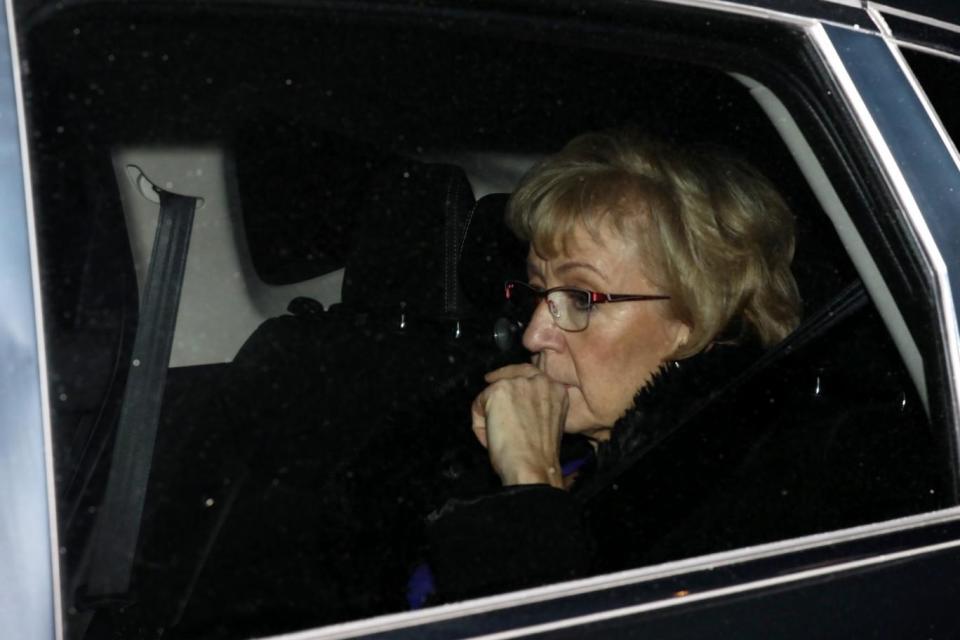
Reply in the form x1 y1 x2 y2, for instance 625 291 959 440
542 366 574 389
544 373 574 389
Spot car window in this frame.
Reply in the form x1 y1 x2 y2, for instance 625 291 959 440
903 48 960 150
13 2 957 638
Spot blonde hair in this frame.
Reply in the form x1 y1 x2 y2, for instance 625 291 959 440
506 129 801 359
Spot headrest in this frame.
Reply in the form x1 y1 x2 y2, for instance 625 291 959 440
341 161 475 317
458 193 527 314
232 117 387 284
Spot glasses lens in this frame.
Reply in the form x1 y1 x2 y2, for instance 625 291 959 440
505 283 592 331
548 289 591 331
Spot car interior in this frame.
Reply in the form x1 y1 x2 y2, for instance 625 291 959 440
14 1 958 638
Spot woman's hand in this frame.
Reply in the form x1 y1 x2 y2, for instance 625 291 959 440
471 363 569 489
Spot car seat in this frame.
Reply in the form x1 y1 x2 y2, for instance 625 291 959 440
124 155 507 636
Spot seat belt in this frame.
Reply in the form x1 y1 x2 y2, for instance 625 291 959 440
579 280 870 501
82 183 201 600
671 279 869 430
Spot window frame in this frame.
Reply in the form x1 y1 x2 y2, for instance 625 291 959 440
0 1 61 640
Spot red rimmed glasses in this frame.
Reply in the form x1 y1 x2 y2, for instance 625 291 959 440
504 280 671 332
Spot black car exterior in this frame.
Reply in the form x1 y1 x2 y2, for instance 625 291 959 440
4 0 960 638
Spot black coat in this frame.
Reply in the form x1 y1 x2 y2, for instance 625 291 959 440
425 332 948 603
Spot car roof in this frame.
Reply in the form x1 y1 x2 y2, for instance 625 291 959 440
12 0 951 28
865 0 960 28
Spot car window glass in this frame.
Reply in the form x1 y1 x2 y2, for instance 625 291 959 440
13 3 956 638
903 48 960 149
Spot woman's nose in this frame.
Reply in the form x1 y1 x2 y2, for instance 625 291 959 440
522 298 565 353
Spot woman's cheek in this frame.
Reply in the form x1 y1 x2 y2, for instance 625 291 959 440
561 387 596 433
559 386 581 432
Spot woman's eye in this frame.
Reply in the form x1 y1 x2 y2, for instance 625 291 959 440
570 292 592 311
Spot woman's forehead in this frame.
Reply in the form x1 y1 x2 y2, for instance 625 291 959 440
527 218 666 291
531 219 639 262
529 228 643 279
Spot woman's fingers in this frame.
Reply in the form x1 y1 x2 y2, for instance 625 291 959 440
471 373 570 488
484 362 541 383
471 390 489 448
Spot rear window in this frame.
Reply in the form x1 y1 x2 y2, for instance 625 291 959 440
903 48 960 148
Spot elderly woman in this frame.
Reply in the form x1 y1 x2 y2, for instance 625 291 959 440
424 129 802 601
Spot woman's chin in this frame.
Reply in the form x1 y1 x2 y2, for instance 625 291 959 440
564 423 613 441
563 413 613 440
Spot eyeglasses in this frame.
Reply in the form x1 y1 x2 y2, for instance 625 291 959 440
504 280 670 332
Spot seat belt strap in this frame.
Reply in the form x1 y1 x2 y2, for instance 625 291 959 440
578 280 869 502
84 188 199 598
684 279 869 429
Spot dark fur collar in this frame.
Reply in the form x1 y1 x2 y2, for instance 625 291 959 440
576 342 760 499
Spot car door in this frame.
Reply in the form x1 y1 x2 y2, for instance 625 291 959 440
5 1 960 639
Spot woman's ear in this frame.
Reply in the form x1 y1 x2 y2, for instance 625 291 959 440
671 320 691 353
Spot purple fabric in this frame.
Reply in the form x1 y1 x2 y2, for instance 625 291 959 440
406 562 436 609
561 455 590 477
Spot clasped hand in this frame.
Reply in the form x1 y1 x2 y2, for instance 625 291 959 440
471 363 569 489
